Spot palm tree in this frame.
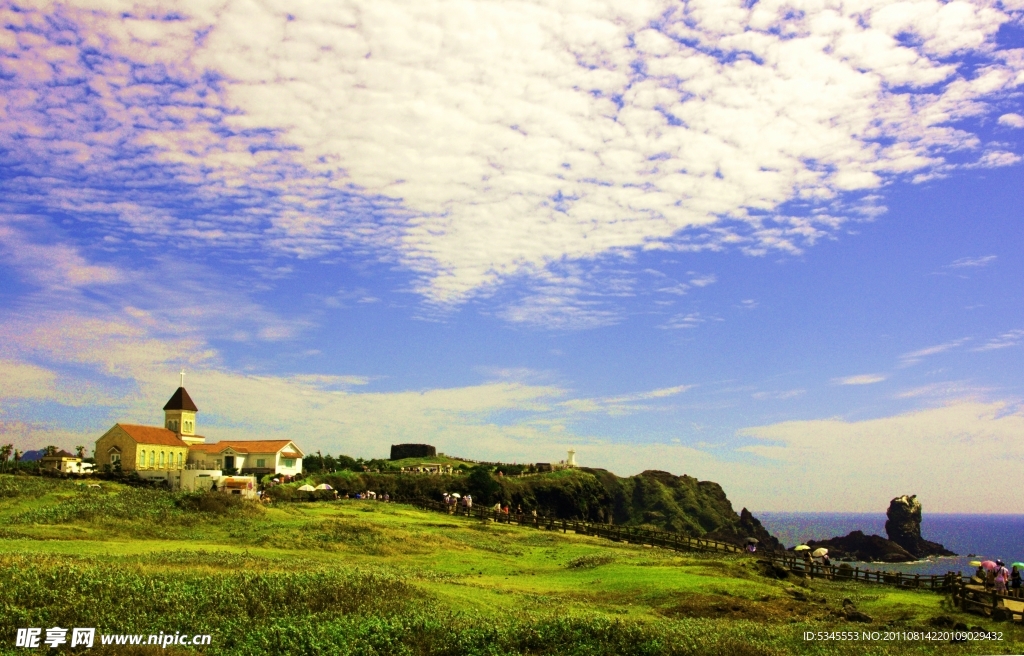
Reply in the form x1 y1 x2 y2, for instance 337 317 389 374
75 445 86 459
0 444 12 473
44 445 58 457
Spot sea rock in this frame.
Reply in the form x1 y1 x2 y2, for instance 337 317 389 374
805 530 916 562
885 495 956 558
705 508 785 551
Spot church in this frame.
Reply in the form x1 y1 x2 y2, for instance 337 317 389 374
94 377 304 485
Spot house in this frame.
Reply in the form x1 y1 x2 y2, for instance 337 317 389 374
40 450 82 473
94 424 190 475
187 440 303 477
94 378 305 488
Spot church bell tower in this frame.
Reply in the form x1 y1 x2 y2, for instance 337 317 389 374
163 370 204 446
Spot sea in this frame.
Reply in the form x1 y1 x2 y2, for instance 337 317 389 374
754 512 1024 577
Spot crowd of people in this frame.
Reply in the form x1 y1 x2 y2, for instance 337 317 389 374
973 561 1022 598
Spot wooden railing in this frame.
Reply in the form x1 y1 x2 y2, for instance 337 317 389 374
949 577 1024 622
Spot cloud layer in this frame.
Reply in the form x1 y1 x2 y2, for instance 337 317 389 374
1 0 1022 316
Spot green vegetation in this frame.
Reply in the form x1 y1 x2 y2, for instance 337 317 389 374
0 474 1021 655
286 466 767 544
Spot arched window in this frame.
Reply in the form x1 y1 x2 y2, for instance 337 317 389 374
177 452 183 468
139 450 146 468
149 451 155 467
159 452 165 468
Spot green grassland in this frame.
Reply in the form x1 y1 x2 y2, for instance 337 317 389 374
0 475 1020 655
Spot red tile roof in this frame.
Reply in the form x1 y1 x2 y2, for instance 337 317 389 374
188 440 302 456
116 424 190 448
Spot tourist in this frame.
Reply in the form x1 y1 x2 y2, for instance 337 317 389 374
1011 566 1021 598
994 561 1010 596
973 565 986 586
822 553 832 580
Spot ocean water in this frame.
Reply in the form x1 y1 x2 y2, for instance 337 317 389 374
754 512 1024 577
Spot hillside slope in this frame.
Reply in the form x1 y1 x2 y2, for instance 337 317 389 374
300 467 781 548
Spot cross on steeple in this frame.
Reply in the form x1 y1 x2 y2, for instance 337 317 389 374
180 369 185 388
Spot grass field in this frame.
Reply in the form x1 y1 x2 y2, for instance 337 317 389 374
0 474 1021 655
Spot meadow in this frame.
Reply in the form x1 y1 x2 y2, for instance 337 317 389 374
0 474 1021 655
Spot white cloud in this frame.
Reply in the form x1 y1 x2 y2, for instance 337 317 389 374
971 150 1022 167
738 401 1024 512
998 113 1024 128
833 374 886 385
2 1 1021 312
688 274 717 288
948 255 997 268
974 329 1024 352
752 389 805 400
660 312 722 329
899 337 970 366
895 380 991 399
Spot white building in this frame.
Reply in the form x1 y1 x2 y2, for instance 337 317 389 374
187 440 303 478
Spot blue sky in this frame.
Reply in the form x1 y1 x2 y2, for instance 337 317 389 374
1 0 1022 512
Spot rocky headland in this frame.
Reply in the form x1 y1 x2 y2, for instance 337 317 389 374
800 494 955 563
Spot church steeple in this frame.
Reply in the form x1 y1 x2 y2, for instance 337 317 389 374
163 371 203 445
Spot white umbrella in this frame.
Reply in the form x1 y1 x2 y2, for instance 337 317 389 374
450 493 461 498
812 548 828 557
794 545 811 551
315 484 333 490
297 484 315 492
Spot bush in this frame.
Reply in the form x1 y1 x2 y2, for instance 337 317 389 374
176 491 263 516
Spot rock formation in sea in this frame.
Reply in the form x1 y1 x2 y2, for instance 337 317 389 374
805 530 915 563
799 495 955 563
885 494 956 558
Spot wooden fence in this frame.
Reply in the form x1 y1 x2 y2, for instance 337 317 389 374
949 578 1024 622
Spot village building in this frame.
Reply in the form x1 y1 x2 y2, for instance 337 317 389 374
187 440 303 477
40 449 84 474
93 374 304 490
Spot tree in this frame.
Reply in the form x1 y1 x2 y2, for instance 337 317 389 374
0 444 12 473
44 445 58 456
466 466 500 504
75 445 86 459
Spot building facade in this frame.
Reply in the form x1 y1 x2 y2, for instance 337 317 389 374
93 383 304 485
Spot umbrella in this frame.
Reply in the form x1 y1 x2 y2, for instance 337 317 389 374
450 493 461 498
745 537 759 544
794 545 811 551
314 484 332 490
969 560 982 567
297 484 315 492
980 560 998 570
812 548 828 557
1012 562 1024 570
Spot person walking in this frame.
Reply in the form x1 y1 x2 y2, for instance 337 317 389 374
1011 565 1021 598
994 561 1010 596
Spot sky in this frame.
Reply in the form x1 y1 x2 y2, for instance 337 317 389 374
0 0 1022 513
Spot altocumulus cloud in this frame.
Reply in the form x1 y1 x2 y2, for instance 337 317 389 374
1 0 1023 320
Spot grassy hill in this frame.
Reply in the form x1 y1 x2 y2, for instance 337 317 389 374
287 466 782 548
0 474 1019 655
